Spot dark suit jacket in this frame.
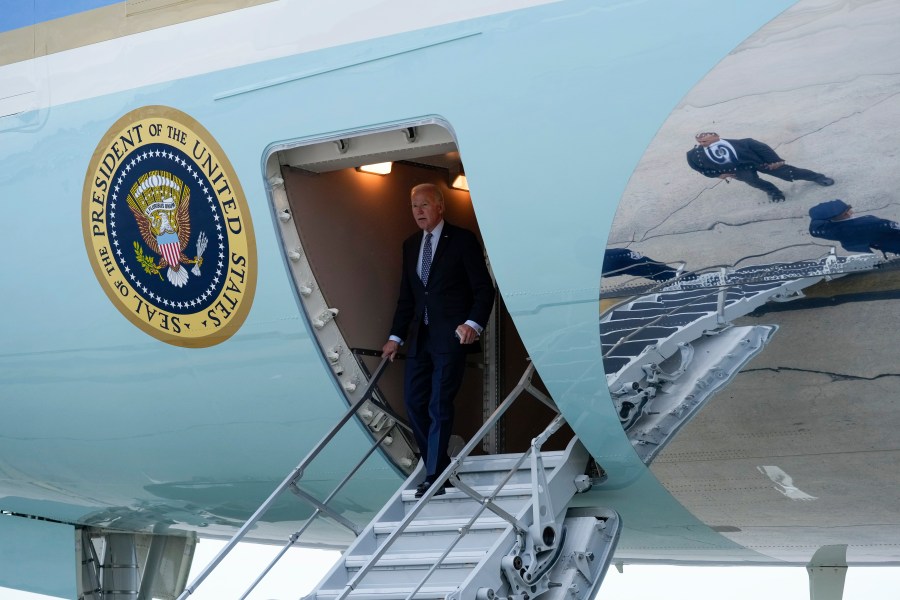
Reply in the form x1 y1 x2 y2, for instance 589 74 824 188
686 138 783 178
389 222 495 355
809 215 900 254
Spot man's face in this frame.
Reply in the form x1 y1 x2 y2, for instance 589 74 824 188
834 208 854 221
695 133 720 147
411 190 444 232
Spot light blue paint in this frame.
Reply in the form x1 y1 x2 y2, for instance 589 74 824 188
0 78 401 537
0 5 801 594
0 516 75 599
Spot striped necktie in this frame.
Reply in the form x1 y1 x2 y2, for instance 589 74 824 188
421 232 433 283
421 232 433 324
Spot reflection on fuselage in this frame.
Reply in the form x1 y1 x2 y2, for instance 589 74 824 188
591 0 900 564
602 248 679 283
686 133 834 204
601 0 900 454
600 253 882 461
809 199 900 256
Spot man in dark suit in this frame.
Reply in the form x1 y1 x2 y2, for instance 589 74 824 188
687 132 834 202
809 199 900 255
382 183 494 497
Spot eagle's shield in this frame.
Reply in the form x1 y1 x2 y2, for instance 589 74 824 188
157 232 182 271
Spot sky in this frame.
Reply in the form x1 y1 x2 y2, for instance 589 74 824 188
6 541 900 599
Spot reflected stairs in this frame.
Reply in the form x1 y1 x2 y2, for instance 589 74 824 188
601 253 880 462
304 437 620 600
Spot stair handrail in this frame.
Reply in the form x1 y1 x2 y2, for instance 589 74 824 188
237 425 394 600
400 413 570 600
176 356 393 600
599 249 852 321
602 252 864 378
336 361 566 600
350 348 414 435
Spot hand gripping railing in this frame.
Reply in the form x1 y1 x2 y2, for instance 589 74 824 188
335 361 569 600
176 356 394 600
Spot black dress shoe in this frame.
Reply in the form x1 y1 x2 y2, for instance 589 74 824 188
414 480 445 498
816 176 835 186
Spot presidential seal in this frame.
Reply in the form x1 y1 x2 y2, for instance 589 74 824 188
83 106 257 347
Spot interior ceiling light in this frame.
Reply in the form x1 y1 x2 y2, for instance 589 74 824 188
356 162 392 175
450 173 469 191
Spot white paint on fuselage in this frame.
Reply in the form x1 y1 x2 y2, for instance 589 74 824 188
0 0 559 111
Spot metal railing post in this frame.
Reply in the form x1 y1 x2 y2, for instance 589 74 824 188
336 362 559 599
176 356 391 600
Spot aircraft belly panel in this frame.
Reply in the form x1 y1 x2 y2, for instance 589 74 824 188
0 515 76 599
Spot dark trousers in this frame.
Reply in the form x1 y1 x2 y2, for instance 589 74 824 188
734 164 824 196
404 325 466 480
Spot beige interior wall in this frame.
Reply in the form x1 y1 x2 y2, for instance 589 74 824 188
282 160 569 454
495 308 571 453
282 162 486 443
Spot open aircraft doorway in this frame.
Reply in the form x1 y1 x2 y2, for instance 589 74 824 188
264 122 569 474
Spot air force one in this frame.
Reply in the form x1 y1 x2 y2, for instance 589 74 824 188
2 1 900 598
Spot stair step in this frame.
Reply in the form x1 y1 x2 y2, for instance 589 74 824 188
401 497 530 522
400 482 533 503
455 452 566 474
345 550 487 569
374 516 508 535
373 517 511 554
315 585 457 599
307 441 597 600
338 559 481 590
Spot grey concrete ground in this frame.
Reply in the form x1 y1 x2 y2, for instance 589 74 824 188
603 0 900 563
606 0 900 279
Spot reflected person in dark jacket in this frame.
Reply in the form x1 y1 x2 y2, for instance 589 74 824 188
687 132 834 202
808 199 900 255
602 248 678 282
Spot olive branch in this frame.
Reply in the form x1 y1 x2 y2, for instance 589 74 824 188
134 242 163 280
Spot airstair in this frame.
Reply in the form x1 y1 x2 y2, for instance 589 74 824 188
601 251 882 462
178 361 620 600
307 433 617 600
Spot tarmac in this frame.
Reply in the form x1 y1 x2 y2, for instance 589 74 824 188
602 0 900 564
608 0 900 275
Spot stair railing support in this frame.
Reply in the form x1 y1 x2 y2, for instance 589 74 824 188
176 356 392 600
237 425 393 600
336 362 548 599
500 413 569 598
339 361 578 600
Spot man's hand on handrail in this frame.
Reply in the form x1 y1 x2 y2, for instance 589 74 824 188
382 340 400 361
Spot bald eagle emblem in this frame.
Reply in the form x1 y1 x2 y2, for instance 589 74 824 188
126 170 208 288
